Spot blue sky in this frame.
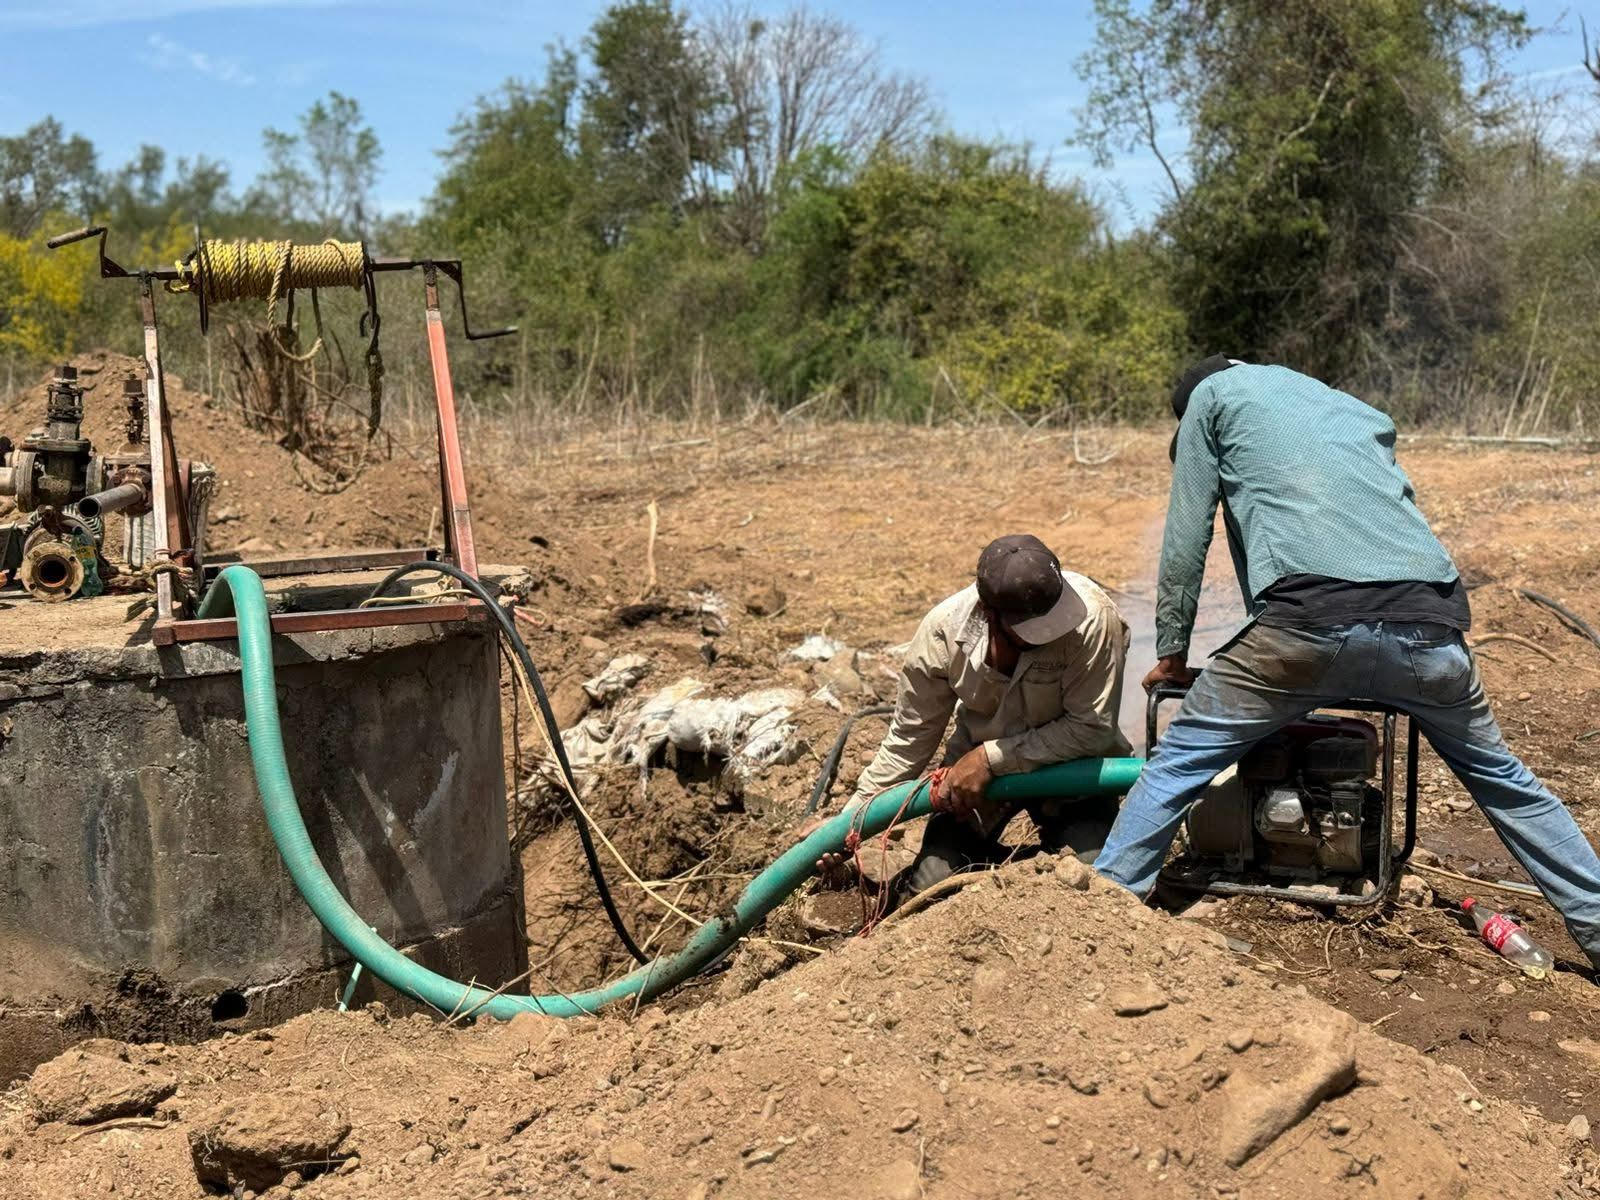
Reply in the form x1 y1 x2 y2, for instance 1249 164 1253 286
0 0 1591 227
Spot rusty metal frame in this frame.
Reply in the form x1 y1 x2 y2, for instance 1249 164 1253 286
47 225 511 647
201 547 437 581
140 268 493 645
167 600 486 643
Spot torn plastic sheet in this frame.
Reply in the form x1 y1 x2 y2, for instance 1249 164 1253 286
547 679 807 793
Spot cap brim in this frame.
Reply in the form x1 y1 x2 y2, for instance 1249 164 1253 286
1006 572 1088 645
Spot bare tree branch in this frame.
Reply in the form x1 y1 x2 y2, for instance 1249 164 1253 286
701 3 936 247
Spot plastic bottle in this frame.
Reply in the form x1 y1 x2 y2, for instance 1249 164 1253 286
1462 896 1555 979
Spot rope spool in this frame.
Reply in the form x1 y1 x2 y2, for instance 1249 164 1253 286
170 238 366 314
169 237 384 434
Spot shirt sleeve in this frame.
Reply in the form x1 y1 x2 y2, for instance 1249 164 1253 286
848 610 958 807
1155 385 1223 659
983 605 1130 775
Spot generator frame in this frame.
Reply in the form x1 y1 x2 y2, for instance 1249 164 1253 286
46 225 514 645
1147 681 1420 909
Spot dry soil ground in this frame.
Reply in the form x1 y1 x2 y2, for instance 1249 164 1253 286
5 356 1600 1197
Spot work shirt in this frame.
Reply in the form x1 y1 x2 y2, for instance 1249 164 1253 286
1256 574 1470 632
1157 364 1460 658
851 574 1132 805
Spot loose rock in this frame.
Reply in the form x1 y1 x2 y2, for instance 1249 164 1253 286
1111 986 1168 1017
1055 857 1093 891
1218 1012 1358 1167
608 1137 650 1172
744 581 787 617
1370 968 1404 985
1396 873 1434 907
1529 1011 1552 1023
816 648 867 696
27 1049 177 1125
189 1093 351 1191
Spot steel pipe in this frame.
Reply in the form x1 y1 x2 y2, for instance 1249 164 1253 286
76 480 148 520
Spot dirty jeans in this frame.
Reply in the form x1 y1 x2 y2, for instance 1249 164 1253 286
1093 621 1600 968
899 793 1121 902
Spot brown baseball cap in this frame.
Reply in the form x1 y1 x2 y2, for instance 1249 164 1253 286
975 534 1088 645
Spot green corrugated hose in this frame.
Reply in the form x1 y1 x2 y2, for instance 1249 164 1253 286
207 564 1145 1020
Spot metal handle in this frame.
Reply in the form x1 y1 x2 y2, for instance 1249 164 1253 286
434 261 517 340
1145 680 1193 751
46 225 104 250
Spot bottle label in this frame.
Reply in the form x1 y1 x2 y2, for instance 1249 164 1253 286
1480 913 1518 952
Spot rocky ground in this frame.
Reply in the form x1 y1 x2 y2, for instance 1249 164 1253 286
2 865 1592 1198
5 357 1600 1196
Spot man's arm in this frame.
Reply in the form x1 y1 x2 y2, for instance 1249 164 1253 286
1154 387 1224 661
984 607 1129 775
848 615 958 807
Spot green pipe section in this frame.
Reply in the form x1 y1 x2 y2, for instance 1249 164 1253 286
212 564 1145 1021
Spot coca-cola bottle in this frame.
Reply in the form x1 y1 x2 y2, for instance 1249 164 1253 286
1461 897 1555 979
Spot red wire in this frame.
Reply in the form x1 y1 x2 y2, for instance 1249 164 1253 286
854 768 944 938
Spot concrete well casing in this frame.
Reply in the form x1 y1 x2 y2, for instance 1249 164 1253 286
0 592 523 1083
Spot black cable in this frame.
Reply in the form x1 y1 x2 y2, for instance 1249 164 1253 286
1516 588 1600 652
368 562 649 964
805 704 896 816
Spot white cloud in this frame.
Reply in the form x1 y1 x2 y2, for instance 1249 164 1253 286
140 32 256 86
274 59 326 87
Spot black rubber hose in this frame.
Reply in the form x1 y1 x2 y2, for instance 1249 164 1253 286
1516 588 1600 652
805 704 896 815
368 562 649 964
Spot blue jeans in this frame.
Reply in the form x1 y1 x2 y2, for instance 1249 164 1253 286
1094 620 1600 968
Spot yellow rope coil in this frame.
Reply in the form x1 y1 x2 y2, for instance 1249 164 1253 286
171 238 366 321
169 238 384 432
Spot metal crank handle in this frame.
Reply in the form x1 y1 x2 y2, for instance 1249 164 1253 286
46 225 105 250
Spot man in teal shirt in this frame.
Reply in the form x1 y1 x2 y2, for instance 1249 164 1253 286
1095 358 1600 969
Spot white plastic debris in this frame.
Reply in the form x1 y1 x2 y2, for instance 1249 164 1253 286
690 587 730 636
811 684 845 712
666 686 803 750
787 634 846 662
582 653 651 705
734 706 806 781
535 679 806 793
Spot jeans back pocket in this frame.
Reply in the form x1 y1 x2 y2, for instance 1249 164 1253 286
1403 631 1472 704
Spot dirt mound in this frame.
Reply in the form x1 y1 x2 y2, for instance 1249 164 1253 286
2 863 1588 1198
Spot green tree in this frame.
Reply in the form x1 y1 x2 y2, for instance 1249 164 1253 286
1079 0 1530 381
756 139 1183 416
0 118 98 238
581 0 722 238
253 91 381 236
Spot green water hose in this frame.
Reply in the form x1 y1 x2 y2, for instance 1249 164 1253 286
207 564 1145 1020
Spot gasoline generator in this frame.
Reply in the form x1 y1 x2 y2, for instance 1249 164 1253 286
1149 682 1419 908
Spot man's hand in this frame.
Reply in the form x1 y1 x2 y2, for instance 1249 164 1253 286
814 850 857 889
1142 654 1197 694
936 746 993 816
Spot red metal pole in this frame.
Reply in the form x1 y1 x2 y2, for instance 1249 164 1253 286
140 277 178 640
423 266 478 579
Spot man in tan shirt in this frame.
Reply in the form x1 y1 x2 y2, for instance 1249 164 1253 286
823 534 1132 904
